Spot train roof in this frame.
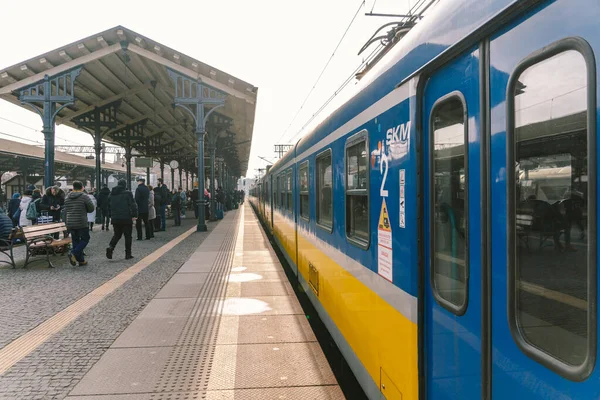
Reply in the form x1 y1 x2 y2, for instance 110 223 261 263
266 0 518 176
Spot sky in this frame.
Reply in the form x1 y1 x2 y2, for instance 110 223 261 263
0 0 412 178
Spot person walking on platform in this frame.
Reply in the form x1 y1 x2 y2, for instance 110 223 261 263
106 179 138 260
87 191 97 231
98 184 111 231
157 178 169 232
134 178 151 240
65 181 95 266
148 185 156 239
171 189 182 226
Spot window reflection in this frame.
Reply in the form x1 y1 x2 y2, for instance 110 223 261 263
513 50 589 366
300 163 309 220
432 96 468 310
346 138 369 244
317 151 333 228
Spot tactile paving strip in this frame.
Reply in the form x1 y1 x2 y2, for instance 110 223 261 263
152 213 240 395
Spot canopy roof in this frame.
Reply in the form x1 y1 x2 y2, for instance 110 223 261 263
0 26 257 176
0 137 127 176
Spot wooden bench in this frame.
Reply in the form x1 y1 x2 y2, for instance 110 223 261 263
0 228 25 268
21 223 72 268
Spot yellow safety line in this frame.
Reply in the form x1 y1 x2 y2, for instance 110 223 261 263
520 280 588 311
0 225 198 375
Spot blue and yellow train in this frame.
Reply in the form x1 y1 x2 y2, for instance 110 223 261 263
249 0 599 398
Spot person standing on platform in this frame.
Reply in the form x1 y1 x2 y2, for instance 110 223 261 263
157 178 169 232
191 188 199 218
148 185 156 239
180 188 187 219
134 178 151 240
87 191 97 231
152 185 162 232
64 181 95 266
171 189 182 226
41 186 65 228
98 184 111 231
7 193 20 227
106 179 138 260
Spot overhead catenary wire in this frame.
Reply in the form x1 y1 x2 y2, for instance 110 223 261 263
275 0 366 145
0 115 92 146
284 0 437 144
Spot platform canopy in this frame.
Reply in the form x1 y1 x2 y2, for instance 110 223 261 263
0 26 257 177
0 137 127 177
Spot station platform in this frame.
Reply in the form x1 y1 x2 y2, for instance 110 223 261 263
64 204 344 399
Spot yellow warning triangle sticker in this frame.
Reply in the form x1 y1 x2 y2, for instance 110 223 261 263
378 199 391 232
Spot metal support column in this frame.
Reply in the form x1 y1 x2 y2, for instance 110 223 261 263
178 168 183 189
207 130 222 222
167 68 226 232
147 166 151 184
18 67 82 188
160 161 165 182
185 170 189 191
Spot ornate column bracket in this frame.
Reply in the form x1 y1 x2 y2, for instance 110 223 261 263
73 99 121 191
167 68 227 232
109 119 148 188
18 66 82 188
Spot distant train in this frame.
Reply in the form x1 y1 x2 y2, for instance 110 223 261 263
249 0 598 398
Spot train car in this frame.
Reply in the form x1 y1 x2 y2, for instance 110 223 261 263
249 0 599 398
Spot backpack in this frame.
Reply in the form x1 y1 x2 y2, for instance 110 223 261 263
26 199 40 220
171 193 181 207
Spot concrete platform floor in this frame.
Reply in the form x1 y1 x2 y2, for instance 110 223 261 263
66 204 344 399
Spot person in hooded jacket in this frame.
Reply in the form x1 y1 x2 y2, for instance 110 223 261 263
134 178 151 240
64 181 95 266
7 193 20 227
18 190 33 227
98 184 111 231
152 185 163 231
148 185 156 239
106 179 138 260
40 186 65 237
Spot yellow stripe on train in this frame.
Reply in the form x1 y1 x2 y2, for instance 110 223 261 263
272 210 418 400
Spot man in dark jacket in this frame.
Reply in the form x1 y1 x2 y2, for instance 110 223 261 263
134 178 151 240
152 186 162 231
41 186 65 238
7 193 20 227
64 181 95 266
157 178 169 232
98 184 111 230
190 188 199 218
0 208 13 242
106 179 138 260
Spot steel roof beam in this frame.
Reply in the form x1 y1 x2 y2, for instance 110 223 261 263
57 81 154 124
0 43 122 95
128 44 254 104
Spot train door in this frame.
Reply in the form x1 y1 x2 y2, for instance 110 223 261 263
422 47 483 399
489 1 599 398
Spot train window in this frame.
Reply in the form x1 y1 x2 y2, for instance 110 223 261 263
280 174 285 209
316 149 333 231
299 162 309 220
286 170 292 212
277 176 281 209
509 46 595 375
430 93 468 314
345 131 369 247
